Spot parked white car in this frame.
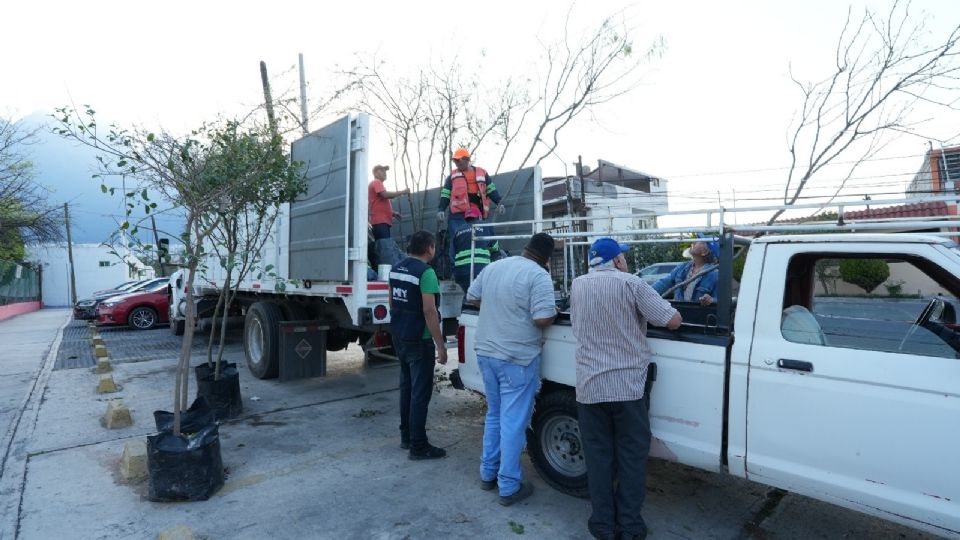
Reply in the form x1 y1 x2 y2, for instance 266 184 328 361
636 261 682 285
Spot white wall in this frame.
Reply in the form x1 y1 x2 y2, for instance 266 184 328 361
27 244 156 307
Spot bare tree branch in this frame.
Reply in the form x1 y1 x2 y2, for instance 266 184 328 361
770 0 960 224
0 117 64 248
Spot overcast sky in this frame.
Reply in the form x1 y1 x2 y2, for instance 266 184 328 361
4 0 959 231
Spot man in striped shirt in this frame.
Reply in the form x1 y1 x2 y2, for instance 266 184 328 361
570 238 681 540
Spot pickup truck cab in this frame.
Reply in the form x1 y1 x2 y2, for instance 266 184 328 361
455 233 960 537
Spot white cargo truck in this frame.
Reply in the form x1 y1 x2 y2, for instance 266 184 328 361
169 113 542 379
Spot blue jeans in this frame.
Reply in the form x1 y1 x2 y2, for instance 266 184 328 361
446 214 467 267
478 354 541 496
371 223 392 240
395 338 436 451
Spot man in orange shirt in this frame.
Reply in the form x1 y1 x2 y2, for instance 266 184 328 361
369 165 409 240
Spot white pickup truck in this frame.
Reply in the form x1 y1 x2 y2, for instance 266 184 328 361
453 232 960 537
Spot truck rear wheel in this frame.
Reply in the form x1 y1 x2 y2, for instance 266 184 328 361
244 301 283 379
527 390 589 498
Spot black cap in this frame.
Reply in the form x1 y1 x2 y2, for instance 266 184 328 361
525 232 555 262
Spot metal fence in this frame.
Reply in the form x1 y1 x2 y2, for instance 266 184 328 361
0 259 40 306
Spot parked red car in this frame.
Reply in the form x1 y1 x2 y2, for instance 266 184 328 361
96 281 170 330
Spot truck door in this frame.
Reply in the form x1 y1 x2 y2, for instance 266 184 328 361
746 242 960 535
289 114 367 282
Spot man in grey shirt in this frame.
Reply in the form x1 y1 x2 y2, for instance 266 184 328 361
571 237 681 540
466 232 557 506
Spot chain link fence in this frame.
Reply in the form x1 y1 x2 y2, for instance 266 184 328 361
0 259 40 306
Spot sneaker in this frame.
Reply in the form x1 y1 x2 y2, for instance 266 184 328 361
480 478 497 491
408 444 447 460
498 482 534 506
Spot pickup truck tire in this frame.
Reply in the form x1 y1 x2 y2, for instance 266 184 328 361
527 390 589 498
244 301 282 379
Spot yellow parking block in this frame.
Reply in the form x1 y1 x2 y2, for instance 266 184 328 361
102 400 132 429
95 358 112 374
96 374 119 394
119 439 147 481
157 525 196 540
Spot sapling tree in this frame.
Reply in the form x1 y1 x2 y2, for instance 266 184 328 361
52 106 302 435
200 121 307 379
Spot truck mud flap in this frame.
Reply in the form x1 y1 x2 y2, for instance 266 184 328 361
279 321 329 381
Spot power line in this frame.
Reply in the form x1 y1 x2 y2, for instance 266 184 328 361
653 152 931 179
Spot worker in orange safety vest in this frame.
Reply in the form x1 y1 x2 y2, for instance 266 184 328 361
438 148 505 267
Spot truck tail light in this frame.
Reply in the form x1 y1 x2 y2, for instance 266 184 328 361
457 325 465 364
374 330 391 348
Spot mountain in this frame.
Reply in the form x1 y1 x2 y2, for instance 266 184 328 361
21 112 186 245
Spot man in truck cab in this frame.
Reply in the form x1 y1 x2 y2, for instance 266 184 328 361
571 237 682 540
388 231 448 461
652 239 719 306
466 232 557 506
437 148 505 265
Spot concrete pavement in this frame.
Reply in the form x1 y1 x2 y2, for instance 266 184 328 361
0 308 71 540
0 309 948 539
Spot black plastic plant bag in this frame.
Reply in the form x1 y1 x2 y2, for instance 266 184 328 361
195 362 243 420
147 422 224 502
154 395 216 433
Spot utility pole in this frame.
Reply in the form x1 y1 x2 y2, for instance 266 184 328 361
260 61 278 138
576 155 587 277
151 214 165 276
64 203 77 305
298 53 309 135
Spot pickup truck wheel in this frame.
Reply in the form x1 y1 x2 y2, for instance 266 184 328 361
527 390 589 498
244 302 282 379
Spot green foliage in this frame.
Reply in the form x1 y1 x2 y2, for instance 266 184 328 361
838 258 890 294
508 521 525 535
51 105 308 434
629 241 684 273
0 228 25 261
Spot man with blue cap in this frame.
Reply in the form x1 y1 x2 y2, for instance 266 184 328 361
570 237 681 540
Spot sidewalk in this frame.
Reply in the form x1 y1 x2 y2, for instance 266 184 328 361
0 308 71 540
